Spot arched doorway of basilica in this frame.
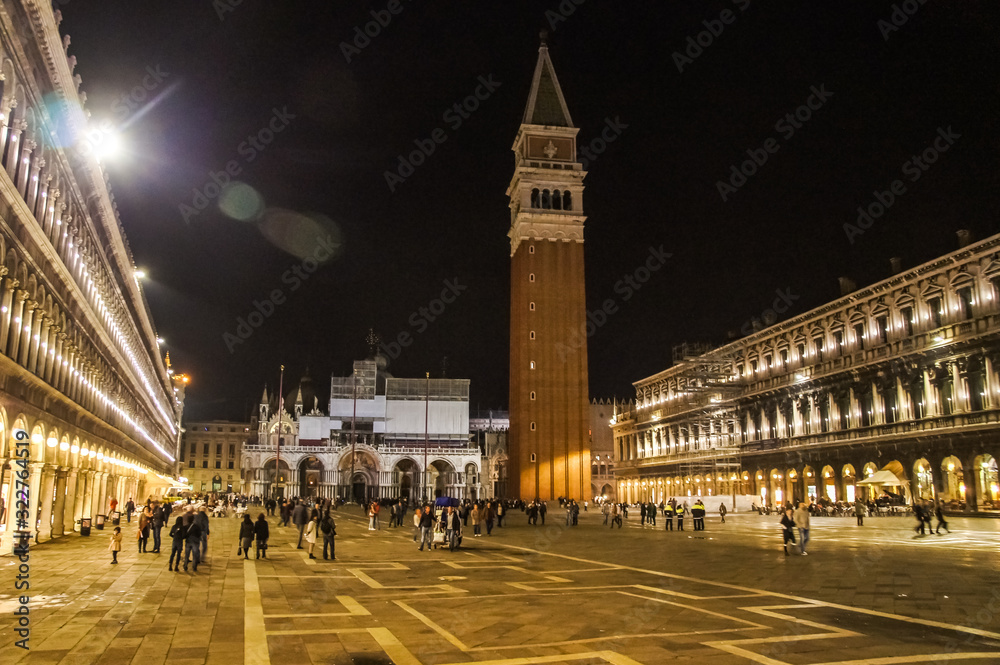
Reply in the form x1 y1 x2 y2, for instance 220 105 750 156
393 459 419 502
264 459 291 499
299 457 324 497
352 473 368 504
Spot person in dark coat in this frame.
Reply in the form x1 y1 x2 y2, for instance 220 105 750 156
238 514 254 559
184 511 202 572
168 516 186 571
321 510 336 560
780 508 796 556
151 503 164 553
293 501 308 548
253 513 270 559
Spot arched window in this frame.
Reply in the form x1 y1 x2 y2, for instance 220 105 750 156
529 302 535 311
530 391 536 400
541 189 551 209
563 190 572 210
552 189 562 210
530 188 540 208
529 273 535 282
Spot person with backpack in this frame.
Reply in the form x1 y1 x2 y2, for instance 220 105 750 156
321 510 337 560
168 516 186 571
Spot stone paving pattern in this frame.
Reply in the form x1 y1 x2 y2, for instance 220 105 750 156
2 506 1000 665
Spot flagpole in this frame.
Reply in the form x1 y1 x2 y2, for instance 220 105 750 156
424 371 430 503
276 364 284 499
350 368 357 504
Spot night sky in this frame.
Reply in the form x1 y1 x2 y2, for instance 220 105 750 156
60 1 1000 421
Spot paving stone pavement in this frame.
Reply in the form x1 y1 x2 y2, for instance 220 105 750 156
2 506 1000 665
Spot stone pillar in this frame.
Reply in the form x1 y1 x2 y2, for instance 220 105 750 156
80 469 94 519
962 464 978 513
17 300 36 367
27 461 43 541
7 290 27 361
51 467 68 536
37 464 56 541
64 468 79 531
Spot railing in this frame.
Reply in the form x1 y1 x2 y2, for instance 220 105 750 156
243 443 481 456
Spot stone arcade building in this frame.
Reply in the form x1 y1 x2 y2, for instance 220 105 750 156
613 233 1000 513
0 3 182 555
243 358 482 502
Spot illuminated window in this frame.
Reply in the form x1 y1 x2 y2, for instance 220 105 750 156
530 361 536 370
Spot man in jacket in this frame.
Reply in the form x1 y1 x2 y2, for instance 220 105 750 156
151 502 164 553
125 498 135 524
321 510 336 560
447 506 462 550
663 501 674 530
293 501 308 548
418 506 434 551
183 510 202 572
168 516 187 572
253 513 270 559
793 501 811 555
195 506 210 562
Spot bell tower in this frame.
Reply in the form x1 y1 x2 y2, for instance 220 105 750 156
507 33 590 501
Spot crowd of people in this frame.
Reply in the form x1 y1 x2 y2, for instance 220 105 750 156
102 487 962 568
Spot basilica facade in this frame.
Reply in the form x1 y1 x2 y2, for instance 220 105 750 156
0 3 182 554
613 233 1000 513
242 358 482 502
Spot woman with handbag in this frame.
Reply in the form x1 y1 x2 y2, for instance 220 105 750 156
238 514 254 560
253 512 270 559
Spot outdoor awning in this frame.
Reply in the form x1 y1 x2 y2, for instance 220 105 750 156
857 470 906 486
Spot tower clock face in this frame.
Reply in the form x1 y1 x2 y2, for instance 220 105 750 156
526 135 573 161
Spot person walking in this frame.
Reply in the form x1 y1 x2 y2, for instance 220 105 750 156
854 500 866 526
304 509 319 559
935 499 950 534
719 502 727 524
610 502 622 528
125 497 135 524
254 513 270 559
793 501 811 555
447 506 462 550
321 510 336 560
137 507 150 553
602 501 610 525
913 501 926 536
497 501 505 527
471 503 482 537
289 501 305 546
151 502 164 553
109 526 122 564
539 501 547 525
196 506 210 562
418 506 434 551
238 514 254 559
485 503 495 535
184 512 202 572
168 516 186 571
780 507 796 556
